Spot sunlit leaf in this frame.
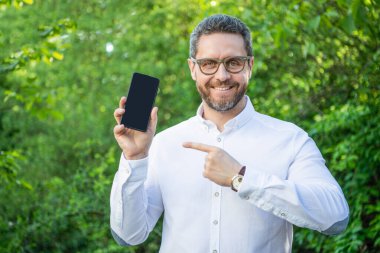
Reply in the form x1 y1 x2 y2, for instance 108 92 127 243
52 51 64 60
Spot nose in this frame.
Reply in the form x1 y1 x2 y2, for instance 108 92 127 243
214 63 230 82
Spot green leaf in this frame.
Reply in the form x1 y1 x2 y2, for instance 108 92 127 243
0 61 18 73
341 13 356 34
351 0 361 21
39 27 54 37
302 41 316 58
307 15 321 31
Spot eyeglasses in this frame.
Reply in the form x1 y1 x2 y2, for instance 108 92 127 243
190 56 252 75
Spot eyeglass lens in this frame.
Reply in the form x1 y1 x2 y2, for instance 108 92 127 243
199 57 247 74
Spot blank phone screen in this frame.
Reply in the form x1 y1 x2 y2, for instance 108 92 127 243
121 72 159 132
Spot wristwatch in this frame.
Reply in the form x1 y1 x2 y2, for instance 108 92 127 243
231 166 246 192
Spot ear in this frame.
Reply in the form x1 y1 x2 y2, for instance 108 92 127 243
248 56 254 79
187 58 197 81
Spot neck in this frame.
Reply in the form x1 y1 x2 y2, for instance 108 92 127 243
202 97 247 132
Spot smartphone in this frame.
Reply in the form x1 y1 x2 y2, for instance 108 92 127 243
120 72 159 132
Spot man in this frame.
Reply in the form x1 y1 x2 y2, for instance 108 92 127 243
110 14 349 253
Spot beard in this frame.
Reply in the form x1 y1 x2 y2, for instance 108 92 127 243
196 80 247 112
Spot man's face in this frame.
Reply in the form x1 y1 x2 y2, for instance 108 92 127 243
188 33 253 112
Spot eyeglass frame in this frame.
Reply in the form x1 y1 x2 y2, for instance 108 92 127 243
190 56 253 75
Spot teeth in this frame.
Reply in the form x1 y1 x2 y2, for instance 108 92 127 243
214 87 231 91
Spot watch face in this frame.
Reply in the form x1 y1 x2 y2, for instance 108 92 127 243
232 175 243 190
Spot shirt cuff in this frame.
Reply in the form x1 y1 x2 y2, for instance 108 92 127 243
238 169 265 199
118 153 149 182
237 168 321 231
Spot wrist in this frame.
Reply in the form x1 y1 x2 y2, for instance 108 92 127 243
123 151 148 160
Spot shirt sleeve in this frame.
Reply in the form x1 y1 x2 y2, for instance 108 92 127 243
109 148 163 245
238 129 349 234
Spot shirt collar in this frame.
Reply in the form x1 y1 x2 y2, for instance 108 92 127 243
195 95 255 131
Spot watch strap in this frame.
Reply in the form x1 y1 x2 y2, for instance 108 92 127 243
231 166 246 192
239 166 246 176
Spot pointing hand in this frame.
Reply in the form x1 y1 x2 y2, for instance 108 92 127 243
183 142 242 186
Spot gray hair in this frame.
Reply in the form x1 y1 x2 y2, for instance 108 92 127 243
189 14 253 58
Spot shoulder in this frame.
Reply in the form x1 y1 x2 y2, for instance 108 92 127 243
249 111 312 148
250 111 318 157
251 111 304 134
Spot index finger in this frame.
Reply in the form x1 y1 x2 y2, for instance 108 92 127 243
182 142 217 153
119 96 127 109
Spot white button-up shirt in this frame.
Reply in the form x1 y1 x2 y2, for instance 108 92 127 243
110 97 349 253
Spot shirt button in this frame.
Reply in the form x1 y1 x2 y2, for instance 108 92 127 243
281 212 286 217
217 137 221 142
213 220 218 225
213 250 218 253
214 192 220 197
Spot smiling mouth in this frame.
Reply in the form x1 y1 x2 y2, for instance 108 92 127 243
212 86 234 91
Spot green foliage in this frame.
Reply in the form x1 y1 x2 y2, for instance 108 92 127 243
0 0 379 252
0 150 31 189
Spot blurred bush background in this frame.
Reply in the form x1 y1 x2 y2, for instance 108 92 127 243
0 0 379 252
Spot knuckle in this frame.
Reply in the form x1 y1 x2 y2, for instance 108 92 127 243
114 109 121 116
114 124 125 133
215 150 224 159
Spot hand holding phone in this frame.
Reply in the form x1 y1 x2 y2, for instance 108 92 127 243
113 72 159 160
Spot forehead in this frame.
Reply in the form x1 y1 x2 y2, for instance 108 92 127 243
196 33 246 58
